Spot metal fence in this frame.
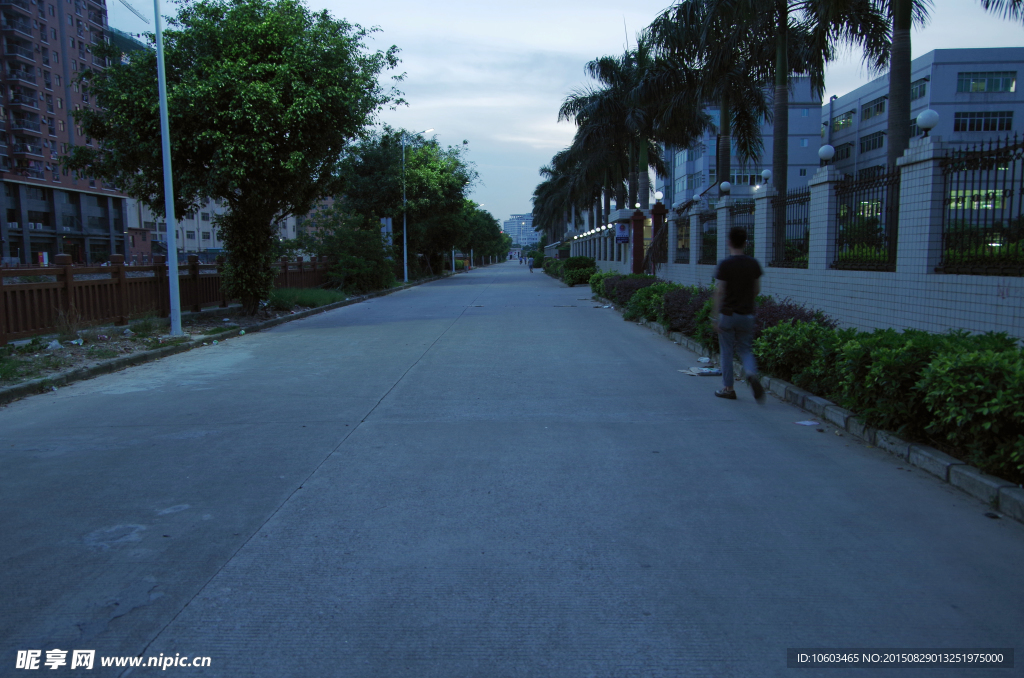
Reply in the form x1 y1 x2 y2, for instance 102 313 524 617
936 134 1023 276
673 212 691 264
698 211 717 265
729 200 755 257
769 188 810 268
833 167 900 271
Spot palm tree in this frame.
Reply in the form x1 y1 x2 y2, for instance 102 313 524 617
979 0 1024 21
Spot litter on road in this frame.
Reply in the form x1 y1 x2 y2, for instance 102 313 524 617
795 421 820 426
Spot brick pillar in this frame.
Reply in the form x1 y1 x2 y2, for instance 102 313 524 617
651 201 668 273
895 136 948 275
630 209 645 274
753 187 774 265
808 165 842 270
716 197 733 264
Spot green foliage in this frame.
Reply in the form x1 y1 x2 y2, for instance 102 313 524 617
563 267 597 287
790 327 860 399
918 350 1024 481
753 320 837 382
693 296 719 354
63 0 402 311
603 274 659 306
543 258 564 278
836 329 1017 438
563 256 596 271
297 207 395 293
589 270 618 296
623 282 683 321
834 244 890 264
268 287 348 310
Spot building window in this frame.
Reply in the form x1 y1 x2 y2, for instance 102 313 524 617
129 234 135 246
857 165 886 180
799 168 807 177
909 118 920 137
861 96 886 120
201 212 209 221
859 131 885 153
201 231 211 240
185 230 195 240
835 143 853 161
56 97 62 109
141 231 146 241
832 110 854 132
957 71 1016 93
953 111 1013 132
58 119 64 131
910 78 928 100
800 138 809 147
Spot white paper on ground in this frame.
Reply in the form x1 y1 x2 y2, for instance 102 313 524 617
795 421 820 426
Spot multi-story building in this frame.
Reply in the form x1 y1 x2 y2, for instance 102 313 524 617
502 214 537 247
658 75 823 208
0 0 133 264
823 47 1024 179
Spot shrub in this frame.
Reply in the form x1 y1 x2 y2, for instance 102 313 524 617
563 256 596 271
693 296 719 354
918 349 1024 481
753 320 838 382
543 258 563 278
660 285 710 335
790 327 860 399
624 282 683 322
754 297 838 337
837 329 1017 439
590 271 618 296
603 274 659 306
268 287 348 310
563 267 597 287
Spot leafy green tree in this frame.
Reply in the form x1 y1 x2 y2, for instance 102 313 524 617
296 207 395 292
63 0 401 312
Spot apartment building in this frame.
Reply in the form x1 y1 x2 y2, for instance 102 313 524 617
658 75 823 209
823 47 1024 179
502 214 538 247
0 0 134 264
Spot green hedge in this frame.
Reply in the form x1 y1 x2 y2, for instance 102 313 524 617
544 258 564 278
564 267 597 287
563 256 596 271
755 322 1023 482
624 282 684 321
589 270 618 296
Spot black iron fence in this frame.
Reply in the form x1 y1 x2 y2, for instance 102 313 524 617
698 211 717 265
729 199 755 257
769 188 810 268
674 212 691 264
833 167 900 271
936 134 1023 276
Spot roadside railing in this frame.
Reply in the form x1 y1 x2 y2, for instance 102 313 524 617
936 134 1023 276
769 188 810 268
729 199 755 257
697 211 717 265
833 167 900 271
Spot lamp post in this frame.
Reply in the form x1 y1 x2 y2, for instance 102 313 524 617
154 0 182 335
402 128 433 283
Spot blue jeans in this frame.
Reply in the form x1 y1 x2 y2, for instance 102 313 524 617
718 314 757 388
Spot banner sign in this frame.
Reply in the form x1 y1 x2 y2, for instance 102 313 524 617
615 223 630 244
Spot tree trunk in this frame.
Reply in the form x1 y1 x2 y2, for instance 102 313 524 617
773 0 789 264
639 142 650 209
887 0 912 169
718 94 731 197
604 169 612 220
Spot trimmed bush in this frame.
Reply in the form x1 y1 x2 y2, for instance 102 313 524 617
660 285 710 335
790 327 860 399
563 256 596 271
918 349 1024 481
589 270 618 296
753 320 837 382
564 267 597 287
603 274 659 306
755 296 837 337
544 258 564 278
693 296 719 354
624 282 683 321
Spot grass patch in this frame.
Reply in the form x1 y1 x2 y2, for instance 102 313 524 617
144 336 191 350
268 288 347 311
87 346 119 360
130 313 160 337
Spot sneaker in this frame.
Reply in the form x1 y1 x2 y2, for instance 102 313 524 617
749 375 765 403
714 388 737 400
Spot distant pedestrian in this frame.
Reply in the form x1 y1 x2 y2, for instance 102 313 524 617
712 227 765 403
527 256 534 272
519 256 523 265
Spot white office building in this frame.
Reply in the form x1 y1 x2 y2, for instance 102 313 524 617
503 214 538 247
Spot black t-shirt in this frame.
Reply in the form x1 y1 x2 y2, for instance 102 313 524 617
715 255 763 315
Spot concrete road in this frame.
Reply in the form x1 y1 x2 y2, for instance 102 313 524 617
2 262 1022 677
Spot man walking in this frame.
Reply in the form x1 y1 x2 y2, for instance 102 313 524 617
712 227 765 402
527 256 534 273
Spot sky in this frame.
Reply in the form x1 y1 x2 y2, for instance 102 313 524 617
107 0 1023 226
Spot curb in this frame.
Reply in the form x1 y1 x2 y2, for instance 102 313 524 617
596 294 1024 525
0 274 448 407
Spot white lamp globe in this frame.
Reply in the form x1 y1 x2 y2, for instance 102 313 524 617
818 144 836 161
761 169 772 183
634 202 641 209
720 181 731 194
917 109 939 135
654 191 664 201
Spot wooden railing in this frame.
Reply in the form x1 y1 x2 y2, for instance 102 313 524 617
0 253 333 344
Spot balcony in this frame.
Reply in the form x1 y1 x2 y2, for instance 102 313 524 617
4 43 34 60
7 69 36 84
8 93 38 108
87 10 104 25
10 119 39 132
12 142 42 156
0 0 31 14
0 16 33 36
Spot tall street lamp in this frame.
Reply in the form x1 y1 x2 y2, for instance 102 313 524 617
402 128 433 283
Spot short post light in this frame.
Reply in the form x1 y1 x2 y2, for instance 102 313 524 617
917 110 939 137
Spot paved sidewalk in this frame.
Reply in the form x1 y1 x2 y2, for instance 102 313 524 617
1 262 1022 677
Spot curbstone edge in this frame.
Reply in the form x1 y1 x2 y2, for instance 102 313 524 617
823 404 853 428
909 444 966 482
949 465 1015 506
997 486 1024 522
875 430 911 460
